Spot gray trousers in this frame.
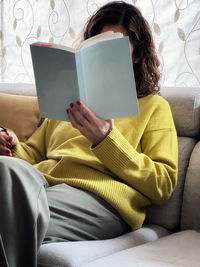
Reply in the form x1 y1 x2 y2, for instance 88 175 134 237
0 157 130 267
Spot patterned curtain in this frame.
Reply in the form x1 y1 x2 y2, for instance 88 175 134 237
0 0 200 87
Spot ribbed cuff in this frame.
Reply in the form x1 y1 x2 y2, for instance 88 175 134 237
92 127 138 171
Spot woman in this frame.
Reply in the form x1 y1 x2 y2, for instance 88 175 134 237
0 1 178 266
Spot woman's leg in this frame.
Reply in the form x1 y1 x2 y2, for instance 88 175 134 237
0 156 50 267
44 183 130 243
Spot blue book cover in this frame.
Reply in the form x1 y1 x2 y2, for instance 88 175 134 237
30 32 139 121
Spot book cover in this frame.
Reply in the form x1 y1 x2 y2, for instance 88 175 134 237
30 32 139 121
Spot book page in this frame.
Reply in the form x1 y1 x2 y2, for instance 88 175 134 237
32 31 124 53
32 42 76 53
79 31 123 50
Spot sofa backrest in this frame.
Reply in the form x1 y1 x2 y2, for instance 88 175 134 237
161 87 200 138
181 140 200 230
145 87 200 231
0 83 37 96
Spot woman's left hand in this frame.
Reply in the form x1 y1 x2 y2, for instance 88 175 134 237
66 101 114 146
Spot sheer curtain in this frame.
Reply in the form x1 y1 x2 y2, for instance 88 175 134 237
0 0 200 87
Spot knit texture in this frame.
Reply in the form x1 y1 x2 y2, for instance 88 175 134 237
13 95 178 229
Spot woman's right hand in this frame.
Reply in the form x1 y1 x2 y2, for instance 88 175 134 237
0 130 16 156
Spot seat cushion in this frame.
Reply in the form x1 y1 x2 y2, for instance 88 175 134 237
83 230 200 267
38 225 170 267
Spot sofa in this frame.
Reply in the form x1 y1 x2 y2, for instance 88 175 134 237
0 83 200 267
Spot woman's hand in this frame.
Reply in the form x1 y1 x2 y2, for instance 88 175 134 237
66 101 114 146
0 130 16 156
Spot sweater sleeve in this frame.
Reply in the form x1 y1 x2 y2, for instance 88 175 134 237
92 103 178 205
13 119 49 164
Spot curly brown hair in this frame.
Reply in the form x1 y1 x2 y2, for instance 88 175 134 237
83 1 160 97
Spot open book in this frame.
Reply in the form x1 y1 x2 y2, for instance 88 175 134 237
30 31 139 121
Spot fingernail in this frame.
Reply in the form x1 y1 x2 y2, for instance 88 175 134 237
6 143 10 148
66 109 70 114
77 100 81 106
70 103 74 108
6 149 10 154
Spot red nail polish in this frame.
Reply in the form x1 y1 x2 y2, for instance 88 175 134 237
66 109 70 114
77 100 81 106
70 103 74 108
6 143 10 148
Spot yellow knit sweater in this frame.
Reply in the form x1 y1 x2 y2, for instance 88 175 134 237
13 94 178 229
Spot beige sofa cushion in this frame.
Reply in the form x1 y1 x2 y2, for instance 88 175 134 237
0 93 40 141
181 141 200 230
145 86 200 230
145 136 196 230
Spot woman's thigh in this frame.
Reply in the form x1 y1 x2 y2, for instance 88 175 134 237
44 183 130 242
0 156 50 267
